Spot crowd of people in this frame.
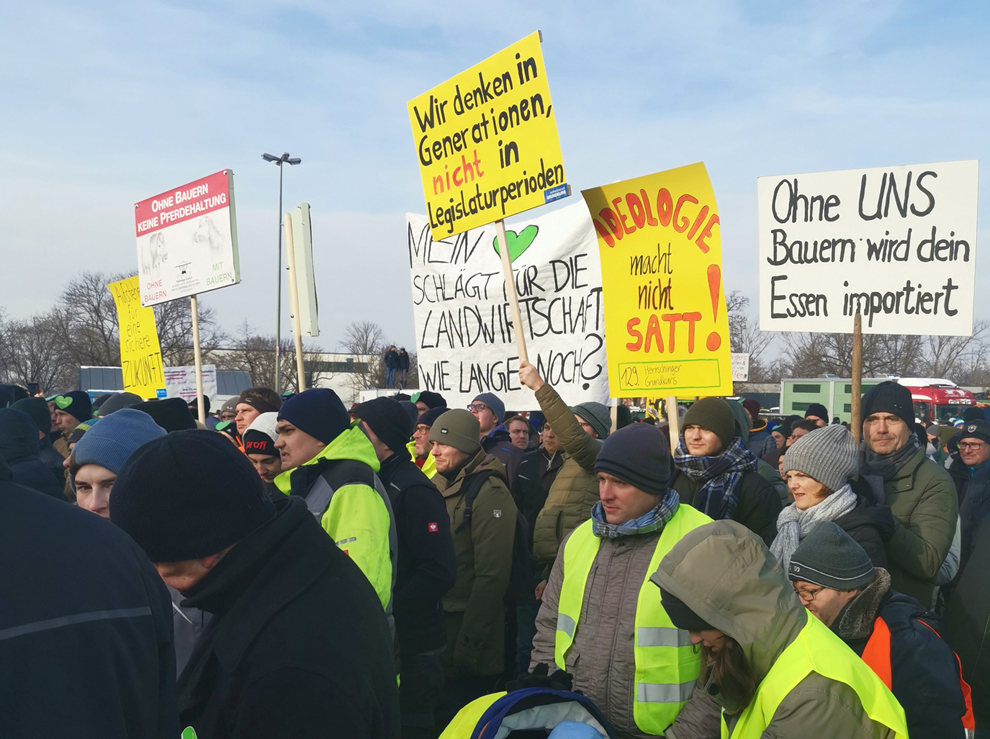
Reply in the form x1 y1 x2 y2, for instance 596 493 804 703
1 371 987 738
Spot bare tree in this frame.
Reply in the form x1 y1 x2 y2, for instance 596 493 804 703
915 321 989 380
1 310 75 392
216 322 325 392
726 291 778 382
340 321 388 392
153 298 226 366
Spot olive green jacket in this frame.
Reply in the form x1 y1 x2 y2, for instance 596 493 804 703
434 449 517 677
531 383 603 568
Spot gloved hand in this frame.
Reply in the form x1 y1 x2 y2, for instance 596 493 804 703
505 662 577 693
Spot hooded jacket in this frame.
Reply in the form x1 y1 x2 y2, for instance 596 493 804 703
481 424 525 488
176 496 399 739
651 520 903 738
433 449 517 677
274 425 397 618
0 408 64 499
531 382 603 569
0 457 178 738
831 568 968 739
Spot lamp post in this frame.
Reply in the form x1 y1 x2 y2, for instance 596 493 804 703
262 151 301 394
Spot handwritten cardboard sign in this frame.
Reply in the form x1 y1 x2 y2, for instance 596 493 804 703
408 32 569 240
408 202 607 408
108 276 165 399
758 160 978 336
583 163 732 398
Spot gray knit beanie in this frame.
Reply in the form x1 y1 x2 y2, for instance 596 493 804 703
781 423 857 493
573 402 611 439
787 522 875 591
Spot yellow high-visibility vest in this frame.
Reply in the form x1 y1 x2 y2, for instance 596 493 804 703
722 613 908 738
555 506 711 735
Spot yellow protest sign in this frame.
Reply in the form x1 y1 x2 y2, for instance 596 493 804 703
408 31 569 239
108 276 165 399
582 163 732 398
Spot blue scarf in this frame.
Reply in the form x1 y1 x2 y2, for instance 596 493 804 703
673 436 757 521
591 489 680 539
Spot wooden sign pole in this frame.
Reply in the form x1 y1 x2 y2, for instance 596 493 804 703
851 312 863 444
494 219 529 363
283 212 307 392
666 396 679 455
190 294 206 426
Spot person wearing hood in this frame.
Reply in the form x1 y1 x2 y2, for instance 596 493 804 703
470 392 525 488
110 430 399 739
12 396 67 485
742 399 775 458
53 391 93 439
726 400 790 506
428 409 517 719
652 519 908 738
0 407 64 498
859 381 958 607
357 398 457 739
0 454 178 738
518 361 610 594
529 423 714 739
789 523 972 739
241 411 283 497
671 397 782 545
273 388 398 626
771 424 895 571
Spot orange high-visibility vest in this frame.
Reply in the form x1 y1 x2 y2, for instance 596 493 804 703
861 615 975 732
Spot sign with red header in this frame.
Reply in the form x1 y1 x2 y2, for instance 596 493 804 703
134 169 240 306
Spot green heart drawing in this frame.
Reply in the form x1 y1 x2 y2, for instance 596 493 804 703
55 396 72 409
181 728 199 739
492 225 539 263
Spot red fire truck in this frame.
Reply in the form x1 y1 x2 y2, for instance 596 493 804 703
896 378 977 424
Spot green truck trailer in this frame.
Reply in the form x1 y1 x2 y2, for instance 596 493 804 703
780 377 886 423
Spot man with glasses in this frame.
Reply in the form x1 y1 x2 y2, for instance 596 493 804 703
858 381 958 607
469 393 524 488
948 419 990 577
789 522 972 739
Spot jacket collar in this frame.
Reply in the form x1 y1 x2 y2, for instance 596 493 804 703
273 424 380 494
832 568 891 641
181 497 329 672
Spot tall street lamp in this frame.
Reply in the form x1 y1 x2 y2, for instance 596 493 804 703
262 151 301 394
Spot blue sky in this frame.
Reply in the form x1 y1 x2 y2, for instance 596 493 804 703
3 0 989 350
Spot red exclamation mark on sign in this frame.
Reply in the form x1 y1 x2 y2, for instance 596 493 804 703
706 265 722 351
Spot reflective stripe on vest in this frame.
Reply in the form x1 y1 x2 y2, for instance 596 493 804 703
554 506 711 735
721 614 908 739
863 615 976 732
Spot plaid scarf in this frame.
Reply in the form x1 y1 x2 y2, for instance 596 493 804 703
591 488 680 540
673 436 757 521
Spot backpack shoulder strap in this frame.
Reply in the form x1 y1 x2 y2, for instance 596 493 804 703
455 469 497 534
320 458 376 491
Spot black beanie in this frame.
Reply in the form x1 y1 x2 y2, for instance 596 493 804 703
659 588 713 631
805 403 829 422
277 389 349 445
356 398 413 455
414 390 447 409
787 521 875 591
132 398 197 432
595 424 671 495
860 381 914 428
12 397 52 435
399 401 419 427
964 406 985 423
56 391 93 422
417 406 448 428
110 430 275 562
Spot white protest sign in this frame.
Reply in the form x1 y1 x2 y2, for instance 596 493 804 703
758 160 978 336
409 201 607 409
163 365 218 404
731 353 750 382
135 170 240 307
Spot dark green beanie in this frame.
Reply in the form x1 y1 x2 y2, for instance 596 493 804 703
428 409 481 455
682 397 736 449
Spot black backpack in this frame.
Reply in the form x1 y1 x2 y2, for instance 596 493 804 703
456 470 538 606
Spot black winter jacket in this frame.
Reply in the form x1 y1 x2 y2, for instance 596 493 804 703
378 451 457 654
834 495 897 568
947 520 990 725
671 467 782 546
835 569 968 739
177 496 399 739
0 459 178 738
38 434 67 488
512 445 564 549
949 458 990 574
0 408 64 498
481 425 525 488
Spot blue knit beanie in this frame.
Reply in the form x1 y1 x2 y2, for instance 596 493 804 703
277 388 349 444
73 409 166 474
473 392 505 423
